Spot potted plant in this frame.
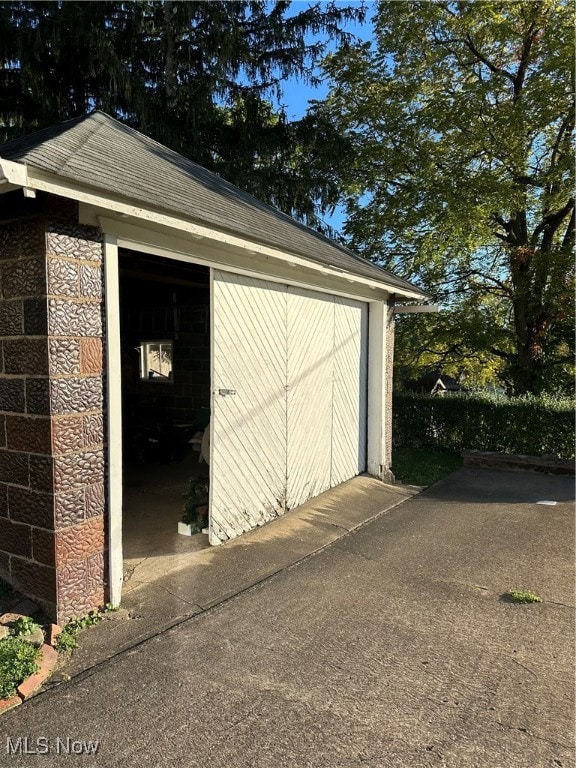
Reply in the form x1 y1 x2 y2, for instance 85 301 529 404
178 477 209 536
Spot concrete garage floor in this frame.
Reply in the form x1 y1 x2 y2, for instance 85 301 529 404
122 449 210 592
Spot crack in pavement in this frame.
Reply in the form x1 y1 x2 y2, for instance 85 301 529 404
156 584 202 610
123 556 151 582
509 657 538 679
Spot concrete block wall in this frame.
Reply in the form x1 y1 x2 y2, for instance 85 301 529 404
0 193 107 623
120 287 210 426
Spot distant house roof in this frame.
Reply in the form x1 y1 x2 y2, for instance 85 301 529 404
406 371 465 394
0 111 427 298
423 372 462 391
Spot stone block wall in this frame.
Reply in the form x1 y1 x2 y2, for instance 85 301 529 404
0 193 107 623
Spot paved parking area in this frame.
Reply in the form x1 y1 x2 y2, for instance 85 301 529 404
3 467 574 768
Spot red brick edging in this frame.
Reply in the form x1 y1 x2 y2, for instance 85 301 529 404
0 695 21 714
0 644 59 712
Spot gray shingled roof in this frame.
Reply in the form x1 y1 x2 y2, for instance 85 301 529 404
0 112 426 297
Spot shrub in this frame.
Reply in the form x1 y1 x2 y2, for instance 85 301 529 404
393 392 575 459
12 617 41 638
0 638 41 698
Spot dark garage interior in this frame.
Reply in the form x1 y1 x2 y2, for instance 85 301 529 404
118 250 212 586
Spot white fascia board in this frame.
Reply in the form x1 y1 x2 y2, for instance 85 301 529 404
0 158 36 197
10 164 427 301
99 215 389 304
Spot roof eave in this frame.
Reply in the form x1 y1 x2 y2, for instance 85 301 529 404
0 158 429 302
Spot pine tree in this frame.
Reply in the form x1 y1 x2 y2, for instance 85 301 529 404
0 0 364 225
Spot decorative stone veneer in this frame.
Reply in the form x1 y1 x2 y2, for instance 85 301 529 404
0 193 106 623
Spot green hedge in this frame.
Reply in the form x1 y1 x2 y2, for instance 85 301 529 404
393 392 575 460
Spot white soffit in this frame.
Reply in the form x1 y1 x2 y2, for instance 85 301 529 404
93 213 392 304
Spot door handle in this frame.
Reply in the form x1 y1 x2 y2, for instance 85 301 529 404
218 388 236 396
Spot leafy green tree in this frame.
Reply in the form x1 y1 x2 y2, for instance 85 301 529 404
314 0 574 395
0 0 364 226
394 297 512 391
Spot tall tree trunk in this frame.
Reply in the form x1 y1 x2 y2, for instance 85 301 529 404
509 244 536 396
509 242 553 396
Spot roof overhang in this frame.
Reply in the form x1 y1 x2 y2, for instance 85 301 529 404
0 157 429 303
0 156 36 197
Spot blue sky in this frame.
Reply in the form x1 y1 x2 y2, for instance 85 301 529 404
277 1 375 233
280 1 374 121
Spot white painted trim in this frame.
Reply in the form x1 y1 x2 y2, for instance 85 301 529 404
207 270 220 546
96 214 402 301
12 167 426 300
120 237 385 304
95 216 391 305
367 301 386 478
103 235 124 606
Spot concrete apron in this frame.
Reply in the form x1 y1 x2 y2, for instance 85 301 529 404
125 475 418 603
54 476 418 681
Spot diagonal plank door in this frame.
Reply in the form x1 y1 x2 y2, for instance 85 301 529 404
210 270 287 544
286 286 334 510
210 271 369 543
331 296 368 486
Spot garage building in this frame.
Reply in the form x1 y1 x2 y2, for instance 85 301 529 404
0 112 428 622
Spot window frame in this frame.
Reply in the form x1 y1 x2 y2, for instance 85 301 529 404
138 339 174 382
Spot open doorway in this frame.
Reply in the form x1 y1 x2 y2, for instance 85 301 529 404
118 249 212 588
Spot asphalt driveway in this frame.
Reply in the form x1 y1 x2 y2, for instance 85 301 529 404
2 467 574 768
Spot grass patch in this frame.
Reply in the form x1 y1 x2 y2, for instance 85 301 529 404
392 446 462 486
505 589 542 604
0 638 41 699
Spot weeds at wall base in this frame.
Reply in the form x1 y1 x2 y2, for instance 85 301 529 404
55 604 118 654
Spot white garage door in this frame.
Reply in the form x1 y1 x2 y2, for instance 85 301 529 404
210 271 367 544
332 296 369 486
286 286 334 509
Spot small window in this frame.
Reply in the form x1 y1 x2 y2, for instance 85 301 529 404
139 340 173 382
